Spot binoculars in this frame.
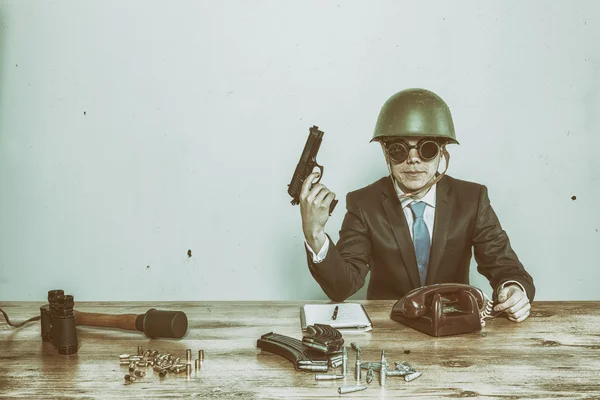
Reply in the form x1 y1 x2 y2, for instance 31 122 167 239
40 289 188 355
40 289 78 354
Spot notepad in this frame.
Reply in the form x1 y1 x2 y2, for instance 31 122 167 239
300 303 373 332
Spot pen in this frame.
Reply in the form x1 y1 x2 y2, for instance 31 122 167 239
332 305 339 320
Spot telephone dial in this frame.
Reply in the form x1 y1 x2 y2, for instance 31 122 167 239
390 283 495 337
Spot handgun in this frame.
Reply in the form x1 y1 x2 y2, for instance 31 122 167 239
287 125 338 214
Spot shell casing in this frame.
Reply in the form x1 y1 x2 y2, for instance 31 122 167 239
386 370 407 377
137 346 143 356
195 359 201 370
315 374 345 380
303 341 328 352
159 369 167 378
129 356 143 362
134 370 146 378
338 385 367 394
380 350 387 387
186 364 192 376
198 350 204 361
119 354 130 360
143 350 151 357
355 359 361 381
331 359 343 368
128 365 135 373
342 347 348 376
174 357 180 365
186 349 192 363
298 364 329 372
366 368 373 384
404 371 422 382
119 360 131 365
328 355 343 364
124 374 136 383
172 365 187 374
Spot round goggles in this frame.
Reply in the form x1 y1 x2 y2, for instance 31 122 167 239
385 139 440 163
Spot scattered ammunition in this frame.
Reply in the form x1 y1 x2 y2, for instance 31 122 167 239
361 362 383 371
136 360 150 367
394 361 416 375
386 370 406 377
124 374 136 383
303 341 329 353
137 346 143 356
338 385 367 394
186 349 192 364
331 358 343 368
119 354 130 360
315 374 345 380
173 365 187 374
199 350 204 361
342 347 348 376
195 359 201 370
129 356 143 362
404 371 422 382
328 355 343 364
134 370 146 378
380 350 387 387
186 364 192 376
298 364 329 372
366 368 373 384
120 360 131 365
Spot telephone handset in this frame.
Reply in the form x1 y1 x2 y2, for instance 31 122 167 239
390 283 495 337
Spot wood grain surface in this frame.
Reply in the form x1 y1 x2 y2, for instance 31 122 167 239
1 301 599 399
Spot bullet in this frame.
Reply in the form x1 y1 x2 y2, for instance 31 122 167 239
380 349 387 387
342 347 348 376
315 374 345 380
195 359 201 370
198 350 204 361
186 349 192 364
338 385 367 394
405 371 422 382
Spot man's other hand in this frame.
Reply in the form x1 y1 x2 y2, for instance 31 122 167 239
494 285 531 322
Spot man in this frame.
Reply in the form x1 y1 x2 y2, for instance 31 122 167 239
299 88 535 322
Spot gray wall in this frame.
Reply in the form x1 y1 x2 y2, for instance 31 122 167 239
1 1 598 301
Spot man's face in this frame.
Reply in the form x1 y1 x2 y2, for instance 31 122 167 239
384 137 441 192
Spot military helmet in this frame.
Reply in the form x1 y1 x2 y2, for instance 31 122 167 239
371 88 459 144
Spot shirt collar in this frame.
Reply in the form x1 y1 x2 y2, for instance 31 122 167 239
393 179 437 209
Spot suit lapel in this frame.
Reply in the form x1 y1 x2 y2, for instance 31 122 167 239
426 176 453 284
382 179 421 289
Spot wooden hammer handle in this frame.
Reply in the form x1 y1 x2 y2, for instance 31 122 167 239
73 310 139 331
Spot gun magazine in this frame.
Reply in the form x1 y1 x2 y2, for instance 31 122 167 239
302 324 344 354
257 332 328 371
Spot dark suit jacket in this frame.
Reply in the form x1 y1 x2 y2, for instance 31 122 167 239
306 175 535 302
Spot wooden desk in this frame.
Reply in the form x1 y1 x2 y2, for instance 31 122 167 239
1 301 599 399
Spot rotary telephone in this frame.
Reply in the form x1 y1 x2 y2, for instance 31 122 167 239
390 283 495 337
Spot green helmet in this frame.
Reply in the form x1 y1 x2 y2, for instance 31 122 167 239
371 88 459 144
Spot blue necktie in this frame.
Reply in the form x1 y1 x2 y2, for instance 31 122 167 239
409 201 430 286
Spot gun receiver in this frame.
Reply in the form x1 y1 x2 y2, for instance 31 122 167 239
287 125 338 214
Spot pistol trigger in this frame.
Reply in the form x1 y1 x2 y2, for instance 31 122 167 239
314 165 324 183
